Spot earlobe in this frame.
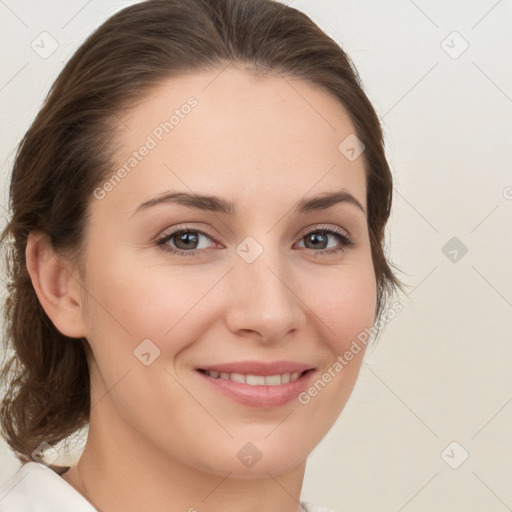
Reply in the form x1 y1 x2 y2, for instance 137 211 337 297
25 231 87 339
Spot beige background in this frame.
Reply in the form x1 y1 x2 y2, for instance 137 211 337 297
1 1 511 511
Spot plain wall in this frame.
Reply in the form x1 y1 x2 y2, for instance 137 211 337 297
1 1 511 511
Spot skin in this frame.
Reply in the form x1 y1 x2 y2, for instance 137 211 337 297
26 66 377 512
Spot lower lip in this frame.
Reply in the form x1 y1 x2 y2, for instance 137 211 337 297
197 370 316 407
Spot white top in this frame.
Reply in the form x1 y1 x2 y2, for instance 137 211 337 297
0 462 337 512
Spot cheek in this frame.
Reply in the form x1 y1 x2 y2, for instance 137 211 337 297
294 266 376 422
304 262 377 350
83 241 377 358
82 249 222 357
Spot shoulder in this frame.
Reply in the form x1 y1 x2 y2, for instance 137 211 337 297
301 500 340 512
0 461 96 512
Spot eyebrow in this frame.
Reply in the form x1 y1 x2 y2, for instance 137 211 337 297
131 189 366 217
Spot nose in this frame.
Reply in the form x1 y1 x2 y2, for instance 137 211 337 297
224 244 307 343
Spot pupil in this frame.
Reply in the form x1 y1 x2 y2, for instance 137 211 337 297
176 232 198 249
307 232 326 249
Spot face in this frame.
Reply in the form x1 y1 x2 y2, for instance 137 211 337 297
78 66 376 477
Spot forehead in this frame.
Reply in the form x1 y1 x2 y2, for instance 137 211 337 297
101 66 367 216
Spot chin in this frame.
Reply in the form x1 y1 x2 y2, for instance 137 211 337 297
195 436 312 479
209 456 307 480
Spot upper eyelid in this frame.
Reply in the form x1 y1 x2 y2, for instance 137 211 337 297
301 223 351 237
158 222 349 237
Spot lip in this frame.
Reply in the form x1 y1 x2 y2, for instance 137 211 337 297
196 360 316 408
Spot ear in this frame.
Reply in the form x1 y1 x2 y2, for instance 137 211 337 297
25 231 87 339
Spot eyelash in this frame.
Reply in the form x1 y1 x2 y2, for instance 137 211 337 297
155 224 355 257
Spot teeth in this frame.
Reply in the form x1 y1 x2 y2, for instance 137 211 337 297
264 375 281 385
246 375 265 385
231 373 245 383
203 370 304 385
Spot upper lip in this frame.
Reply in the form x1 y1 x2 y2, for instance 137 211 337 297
197 360 315 376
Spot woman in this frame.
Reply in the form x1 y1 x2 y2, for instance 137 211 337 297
0 0 401 510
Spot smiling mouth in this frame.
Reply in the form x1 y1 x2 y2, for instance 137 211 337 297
195 363 317 407
197 368 312 386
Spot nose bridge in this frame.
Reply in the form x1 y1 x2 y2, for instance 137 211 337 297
225 237 304 340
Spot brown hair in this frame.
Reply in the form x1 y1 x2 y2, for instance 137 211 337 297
0 0 402 463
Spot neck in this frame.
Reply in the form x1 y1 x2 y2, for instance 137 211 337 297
62 394 307 512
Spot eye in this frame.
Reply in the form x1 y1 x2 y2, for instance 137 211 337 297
295 227 354 255
156 226 219 256
156 224 354 257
